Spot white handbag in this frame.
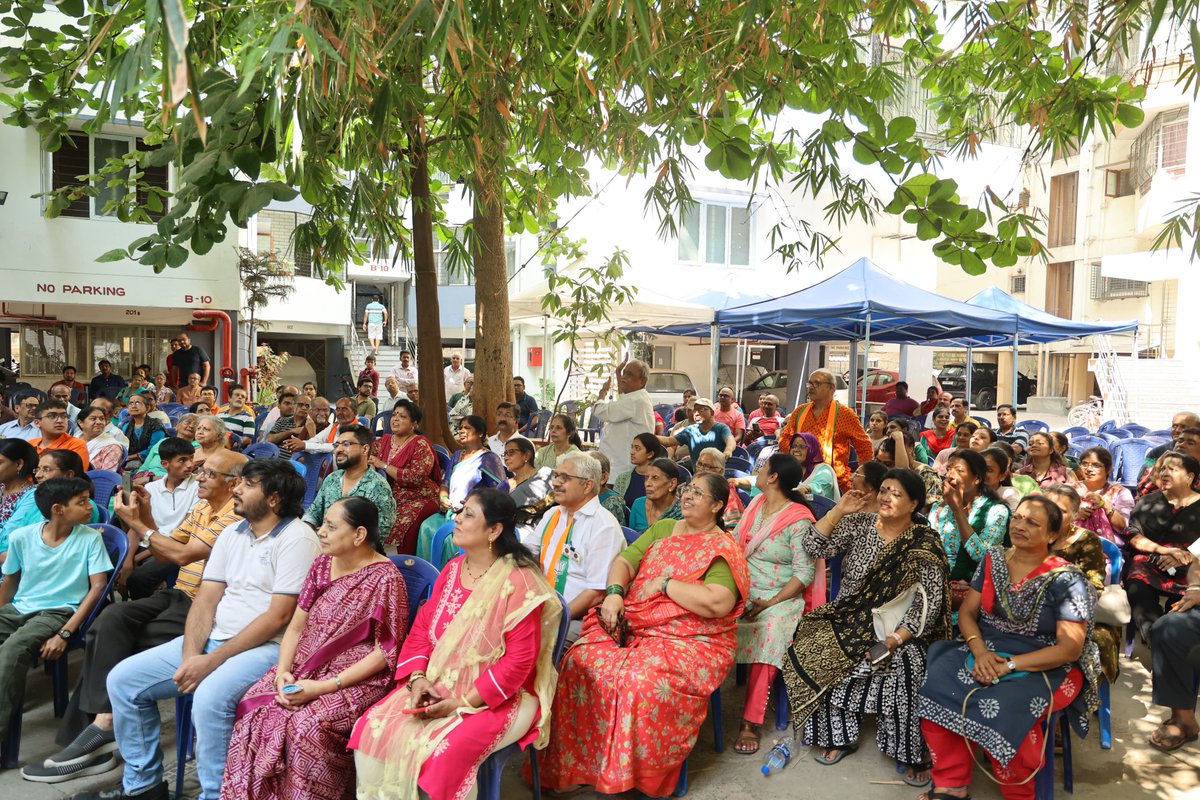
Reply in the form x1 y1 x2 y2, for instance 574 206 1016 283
1094 583 1132 626
873 583 928 640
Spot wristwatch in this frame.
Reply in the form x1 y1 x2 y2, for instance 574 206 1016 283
57 628 72 641
1006 659 1018 673
139 528 159 549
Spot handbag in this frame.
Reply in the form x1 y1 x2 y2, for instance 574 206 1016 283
1094 583 1132 626
873 583 927 640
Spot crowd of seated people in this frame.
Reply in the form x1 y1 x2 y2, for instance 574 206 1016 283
1 357 1199 800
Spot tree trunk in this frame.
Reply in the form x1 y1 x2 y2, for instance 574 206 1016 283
472 165 512 435
408 114 455 450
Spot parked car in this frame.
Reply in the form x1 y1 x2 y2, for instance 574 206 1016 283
645 371 696 407
937 362 1036 410
717 364 767 395
741 370 788 411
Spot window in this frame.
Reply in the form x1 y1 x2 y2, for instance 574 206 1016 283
677 201 751 266
1047 173 1078 248
652 345 674 370
1009 273 1026 294
435 227 470 286
49 133 169 221
1104 168 1135 198
256 210 314 278
1131 107 1188 192
1089 264 1151 300
1045 261 1074 318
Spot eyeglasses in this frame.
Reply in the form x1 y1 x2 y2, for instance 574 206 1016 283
195 467 238 480
332 440 365 449
34 466 59 475
696 461 721 472
38 413 68 421
1078 461 1106 471
502 449 524 457
549 471 587 484
676 484 712 500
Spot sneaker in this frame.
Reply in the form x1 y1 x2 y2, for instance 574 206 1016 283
70 780 169 800
21 751 119 784
46 723 118 767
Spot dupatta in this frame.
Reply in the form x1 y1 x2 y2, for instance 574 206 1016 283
783 523 950 729
356 556 561 796
738 496 815 558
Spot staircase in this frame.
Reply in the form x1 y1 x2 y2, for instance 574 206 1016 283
1098 356 1200 429
1091 334 1132 426
346 326 418 378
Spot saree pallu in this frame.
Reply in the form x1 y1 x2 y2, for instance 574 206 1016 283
373 434 441 554
783 523 950 731
917 550 1101 768
539 530 751 797
221 558 407 800
350 557 560 800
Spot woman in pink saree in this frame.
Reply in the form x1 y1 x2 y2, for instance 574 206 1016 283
220 497 407 800
351 488 561 800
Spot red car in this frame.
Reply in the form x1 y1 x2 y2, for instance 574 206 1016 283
843 369 943 405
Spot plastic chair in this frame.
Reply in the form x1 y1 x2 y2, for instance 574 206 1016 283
1120 423 1150 438
1097 420 1118 434
160 402 186 423
808 494 836 520
2 525 126 768
388 555 439 632
726 454 754 475
430 519 460 569
621 526 640 545
292 451 331 508
677 466 692 483
1016 419 1049 434
1106 427 1133 440
1034 711 1073 800
242 441 280 459
86 469 123 511
653 404 676 426
373 409 394 433
432 444 452 483
736 488 751 506
1109 438 1156 488
1061 426 1090 440
476 593 571 800
174 695 195 800
253 409 271 441
1068 434 1107 453
530 409 553 438
1145 429 1172 439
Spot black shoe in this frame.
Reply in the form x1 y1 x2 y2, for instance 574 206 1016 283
46 723 119 767
71 780 169 800
21 751 119 783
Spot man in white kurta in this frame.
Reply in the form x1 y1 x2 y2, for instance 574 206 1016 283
592 359 655 479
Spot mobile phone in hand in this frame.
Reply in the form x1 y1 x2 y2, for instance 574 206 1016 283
122 471 134 503
867 641 891 665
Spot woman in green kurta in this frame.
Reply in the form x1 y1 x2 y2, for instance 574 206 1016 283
733 453 817 754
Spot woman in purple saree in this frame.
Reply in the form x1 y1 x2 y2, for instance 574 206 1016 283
220 497 408 800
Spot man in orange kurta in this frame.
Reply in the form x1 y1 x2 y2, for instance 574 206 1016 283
778 370 873 492
29 399 90 470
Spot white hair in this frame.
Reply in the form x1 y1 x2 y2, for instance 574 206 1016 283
558 450 602 487
699 447 727 468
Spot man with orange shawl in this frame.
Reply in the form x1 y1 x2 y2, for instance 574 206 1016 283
778 369 873 493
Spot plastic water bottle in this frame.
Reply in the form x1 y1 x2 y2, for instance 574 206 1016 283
761 735 796 776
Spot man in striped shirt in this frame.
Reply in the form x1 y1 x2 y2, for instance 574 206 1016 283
218 385 256 450
32 451 247 782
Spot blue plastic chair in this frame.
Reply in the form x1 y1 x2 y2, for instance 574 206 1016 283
432 444 452 483
1061 426 1090 440
242 441 280 459
1097 420 1118 434
1034 711 1073 800
373 409 394 433
476 593 571 800
808 494 836 520
174 695 195 800
292 451 331 508
1109 438 1156 488
621 526 640 545
1016 419 1049 434
1120 423 1150 438
677 465 692 483
1106 427 1133 440
160 402 186 423
2 525 126 768
253 409 271 441
1145 429 1172 439
726 454 754 475
1068 434 1107 453
86 468 123 511
430 519 460 569
388 555 439 632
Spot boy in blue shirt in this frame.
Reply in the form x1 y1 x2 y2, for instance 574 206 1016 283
0 477 111 733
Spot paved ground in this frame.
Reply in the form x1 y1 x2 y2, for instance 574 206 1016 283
3 643 1197 800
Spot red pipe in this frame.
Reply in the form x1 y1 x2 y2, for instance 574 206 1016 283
191 310 234 400
239 367 257 398
1 303 59 324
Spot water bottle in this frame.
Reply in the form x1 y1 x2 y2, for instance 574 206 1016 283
761 735 796 776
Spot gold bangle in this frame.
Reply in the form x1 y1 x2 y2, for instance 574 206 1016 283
964 635 979 646
461 695 478 710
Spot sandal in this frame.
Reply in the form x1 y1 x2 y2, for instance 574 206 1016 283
917 792 971 800
1149 720 1200 753
734 722 761 755
897 761 932 787
813 744 858 765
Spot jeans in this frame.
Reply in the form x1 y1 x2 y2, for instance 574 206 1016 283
107 635 279 799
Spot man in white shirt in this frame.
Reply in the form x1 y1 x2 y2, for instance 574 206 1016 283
0 393 41 441
521 451 625 645
443 352 472 399
593 359 655 479
86 458 318 800
378 377 408 414
487 402 528 456
389 350 418 387
48 383 83 435
143 437 201 536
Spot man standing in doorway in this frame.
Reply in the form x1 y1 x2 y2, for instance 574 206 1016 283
389 350 418 388
443 352 472 399
778 369 873 493
362 294 388 354
173 333 211 387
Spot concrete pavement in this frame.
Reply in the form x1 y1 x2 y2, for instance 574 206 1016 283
2 645 1196 800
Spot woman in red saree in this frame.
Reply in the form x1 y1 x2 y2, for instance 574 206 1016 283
539 471 750 797
221 497 407 800
351 488 561 800
368 399 441 554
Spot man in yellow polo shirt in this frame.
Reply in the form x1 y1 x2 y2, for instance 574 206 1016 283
26 450 247 783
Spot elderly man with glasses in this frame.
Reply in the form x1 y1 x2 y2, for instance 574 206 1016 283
0 394 42 442
778 369 873 493
301 423 396 536
521 451 626 645
25 451 248 784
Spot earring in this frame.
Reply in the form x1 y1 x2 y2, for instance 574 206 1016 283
489 538 495 553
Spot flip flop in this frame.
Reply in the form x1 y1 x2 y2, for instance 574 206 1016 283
813 744 857 765
897 761 933 787
733 723 762 755
1149 722 1200 753
917 792 972 800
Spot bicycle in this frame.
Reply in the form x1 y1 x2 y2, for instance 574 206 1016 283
1067 395 1104 432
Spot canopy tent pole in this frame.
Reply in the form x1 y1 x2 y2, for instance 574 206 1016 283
965 347 974 412
860 312 872 422
543 314 550 400
848 340 858 413
705 323 715 398
1011 332 1019 409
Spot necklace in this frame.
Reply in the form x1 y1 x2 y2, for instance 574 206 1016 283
462 555 497 582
